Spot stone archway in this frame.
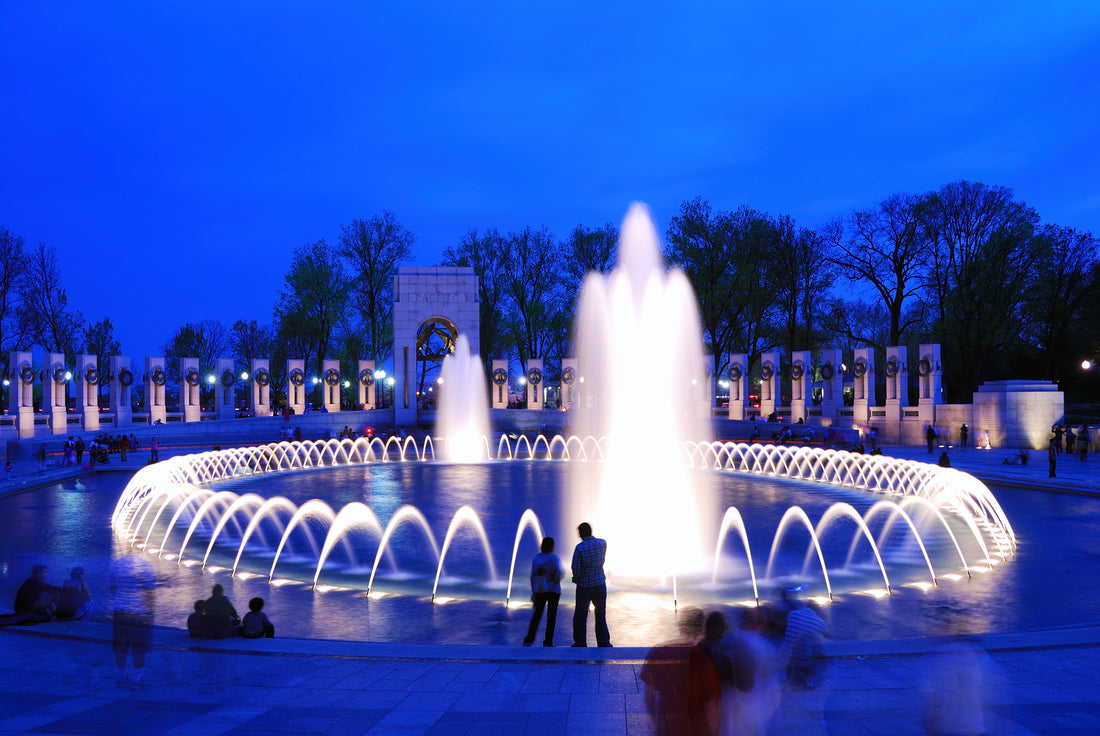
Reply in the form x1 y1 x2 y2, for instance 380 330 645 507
392 267 479 427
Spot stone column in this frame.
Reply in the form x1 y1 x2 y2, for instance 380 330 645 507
883 346 908 443
817 349 843 425
358 360 376 410
490 360 509 409
251 359 271 417
216 359 236 421
789 350 811 424
851 347 876 428
758 351 781 420
180 358 201 422
144 358 167 426
42 353 68 436
916 343 942 439
727 353 748 421
560 358 578 411
322 359 341 413
525 359 544 410
110 357 134 427
286 359 306 416
73 355 99 432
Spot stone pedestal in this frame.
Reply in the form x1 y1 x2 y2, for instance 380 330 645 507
322 359 341 413
789 350 811 424
181 358 201 422
851 347 876 427
560 358 578 411
525 359 544 410
144 358 167 426
358 360 376 410
251 359 271 417
727 353 748 421
110 356 134 427
818 349 842 425
883 346 908 442
45 352 68 435
216 359 236 421
490 360 508 409
759 351 781 419
973 380 1063 449
286 359 306 416
74 354 100 432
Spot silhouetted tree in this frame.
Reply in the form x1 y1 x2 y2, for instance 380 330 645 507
502 226 567 373
0 226 29 356
274 240 349 377
16 241 83 359
442 228 511 374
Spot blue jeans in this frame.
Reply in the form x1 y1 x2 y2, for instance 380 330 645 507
573 584 610 646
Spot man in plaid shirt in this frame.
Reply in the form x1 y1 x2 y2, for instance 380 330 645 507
571 522 611 647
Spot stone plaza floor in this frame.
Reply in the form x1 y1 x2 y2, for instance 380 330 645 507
1 441 1097 735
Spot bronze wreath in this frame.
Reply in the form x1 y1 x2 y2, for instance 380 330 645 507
185 368 200 387
728 364 742 381
760 364 774 381
819 363 834 381
289 368 305 387
526 367 543 386
221 369 235 388
119 368 134 387
53 364 68 385
561 366 575 385
790 363 805 381
852 360 867 378
83 365 99 386
256 368 270 387
492 368 508 386
884 359 899 378
917 358 932 377
359 369 374 387
324 368 341 387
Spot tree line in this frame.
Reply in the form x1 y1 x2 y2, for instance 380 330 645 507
3 180 1098 407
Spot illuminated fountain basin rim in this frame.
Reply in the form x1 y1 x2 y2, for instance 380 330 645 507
111 438 1017 603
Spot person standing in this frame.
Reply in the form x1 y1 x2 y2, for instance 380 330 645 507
1078 426 1090 461
1048 440 1058 478
959 424 969 451
926 425 936 454
150 436 159 462
109 554 156 689
571 522 611 648
524 537 564 647
119 434 129 462
1053 425 1064 454
1064 426 1075 455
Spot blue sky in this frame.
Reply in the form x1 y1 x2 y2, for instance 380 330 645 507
3 2 1099 361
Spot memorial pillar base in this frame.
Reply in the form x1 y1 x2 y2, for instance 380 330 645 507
50 409 68 436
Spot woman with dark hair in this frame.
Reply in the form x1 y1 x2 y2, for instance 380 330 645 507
523 537 564 647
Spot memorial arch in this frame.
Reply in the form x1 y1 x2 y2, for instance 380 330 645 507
392 266 480 426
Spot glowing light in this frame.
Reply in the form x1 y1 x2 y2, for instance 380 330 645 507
234 572 263 580
808 596 831 606
64 371 72 381
859 589 889 599
1082 360 1092 371
269 579 300 587
240 372 249 380
432 596 456 605
342 380 350 388
207 375 216 384
906 582 935 592
314 584 343 593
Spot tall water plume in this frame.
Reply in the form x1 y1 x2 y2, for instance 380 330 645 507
568 203 715 579
437 334 490 463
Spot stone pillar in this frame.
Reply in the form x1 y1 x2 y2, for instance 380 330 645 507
851 347 876 427
559 358 578 411
322 359 341 413
144 357 167 426
817 349 842 425
883 346 908 442
916 343 942 437
216 359 236 421
180 358 201 422
758 351 781 419
358 360 376 410
73 355 99 432
286 359 306 416
251 359 271 417
110 357 134 427
490 360 509 409
789 350 811 424
525 359 544 410
727 353 748 421
43 353 68 435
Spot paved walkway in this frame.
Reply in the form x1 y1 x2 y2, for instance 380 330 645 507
1 442 1097 735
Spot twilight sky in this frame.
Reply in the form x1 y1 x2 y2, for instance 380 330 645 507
2 2 1099 362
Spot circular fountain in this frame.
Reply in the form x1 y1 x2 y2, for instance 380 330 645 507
110 203 1016 642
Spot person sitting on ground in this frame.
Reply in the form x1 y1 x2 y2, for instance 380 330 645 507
240 597 275 639
1002 449 1029 465
781 601 830 689
55 566 94 621
187 600 209 637
203 584 240 638
938 451 952 468
14 564 58 617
